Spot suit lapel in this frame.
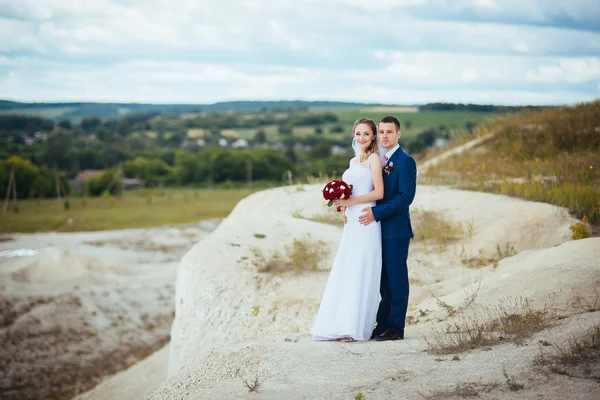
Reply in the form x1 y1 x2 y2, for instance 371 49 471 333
382 148 402 198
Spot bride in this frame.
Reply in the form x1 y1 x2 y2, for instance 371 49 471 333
311 117 385 342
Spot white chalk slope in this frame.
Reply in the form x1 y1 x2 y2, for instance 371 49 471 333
145 183 599 399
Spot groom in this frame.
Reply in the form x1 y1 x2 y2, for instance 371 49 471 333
359 116 417 341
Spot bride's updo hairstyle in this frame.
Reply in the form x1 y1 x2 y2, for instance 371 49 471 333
353 117 379 164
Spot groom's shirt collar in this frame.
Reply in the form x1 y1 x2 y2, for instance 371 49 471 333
385 144 400 160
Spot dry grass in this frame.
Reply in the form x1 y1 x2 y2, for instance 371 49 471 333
235 361 262 393
293 209 344 228
425 100 600 224
570 216 592 240
412 209 464 251
567 288 600 313
461 241 517 269
85 238 185 254
426 297 554 355
251 234 330 274
419 381 501 399
534 325 600 381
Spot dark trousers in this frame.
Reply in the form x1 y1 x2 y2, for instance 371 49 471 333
376 239 410 332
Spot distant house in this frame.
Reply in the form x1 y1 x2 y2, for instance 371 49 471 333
121 178 144 191
232 138 249 148
294 143 311 152
434 138 449 149
34 131 48 141
331 145 348 155
70 170 104 193
196 138 206 146
70 169 144 193
218 138 229 147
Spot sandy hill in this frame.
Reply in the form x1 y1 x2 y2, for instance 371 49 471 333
77 180 599 400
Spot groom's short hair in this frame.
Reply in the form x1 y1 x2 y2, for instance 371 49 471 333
380 116 400 132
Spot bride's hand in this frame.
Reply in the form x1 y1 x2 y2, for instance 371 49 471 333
334 199 351 208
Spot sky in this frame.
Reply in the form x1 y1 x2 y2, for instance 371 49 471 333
1 0 599 105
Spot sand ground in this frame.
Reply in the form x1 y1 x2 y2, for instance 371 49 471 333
0 220 219 400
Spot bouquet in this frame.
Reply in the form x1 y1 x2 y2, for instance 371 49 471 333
322 179 353 212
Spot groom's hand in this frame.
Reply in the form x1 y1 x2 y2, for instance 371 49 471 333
359 207 375 226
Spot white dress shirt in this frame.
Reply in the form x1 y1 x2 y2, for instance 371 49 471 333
384 144 400 163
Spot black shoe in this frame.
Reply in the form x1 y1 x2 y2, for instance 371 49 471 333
373 329 404 341
371 327 386 340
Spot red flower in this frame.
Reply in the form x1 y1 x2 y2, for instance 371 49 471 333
384 161 394 175
322 179 353 212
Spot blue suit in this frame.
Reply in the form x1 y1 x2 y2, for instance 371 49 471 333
372 145 417 333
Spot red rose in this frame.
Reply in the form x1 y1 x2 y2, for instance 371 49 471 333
322 179 354 212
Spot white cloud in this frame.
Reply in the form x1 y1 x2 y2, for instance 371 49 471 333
6 70 19 86
2 1 600 57
331 0 428 10
0 0 599 104
473 0 498 9
2 51 598 104
461 69 479 82
526 58 600 83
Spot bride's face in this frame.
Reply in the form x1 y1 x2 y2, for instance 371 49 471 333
354 123 375 151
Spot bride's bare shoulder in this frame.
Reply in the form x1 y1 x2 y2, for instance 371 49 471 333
368 153 380 161
367 153 382 167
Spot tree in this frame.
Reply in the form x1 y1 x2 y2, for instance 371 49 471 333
330 125 345 133
278 124 293 136
58 119 73 130
123 156 175 187
254 129 267 144
284 147 298 164
465 121 478 134
211 151 246 182
174 151 209 184
117 117 133 136
315 126 323 135
43 129 73 170
80 116 102 132
0 156 40 199
404 120 412 130
0 115 53 133
416 128 437 148
407 140 426 154
167 131 186 147
311 142 332 159
86 169 121 196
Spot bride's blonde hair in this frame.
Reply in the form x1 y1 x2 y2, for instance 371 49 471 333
353 117 379 164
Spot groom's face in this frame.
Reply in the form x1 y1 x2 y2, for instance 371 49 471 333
378 122 401 151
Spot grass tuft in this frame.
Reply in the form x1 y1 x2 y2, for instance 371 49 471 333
251 234 329 274
534 325 600 381
293 209 345 228
412 209 464 251
426 297 553 355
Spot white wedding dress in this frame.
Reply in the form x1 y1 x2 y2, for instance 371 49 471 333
311 157 382 341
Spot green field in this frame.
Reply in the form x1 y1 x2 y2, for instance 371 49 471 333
330 109 500 132
0 188 257 233
223 109 500 143
0 107 75 120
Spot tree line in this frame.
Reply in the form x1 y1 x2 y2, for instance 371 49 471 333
0 112 352 200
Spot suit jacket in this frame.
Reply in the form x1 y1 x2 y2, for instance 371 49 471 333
372 146 417 240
